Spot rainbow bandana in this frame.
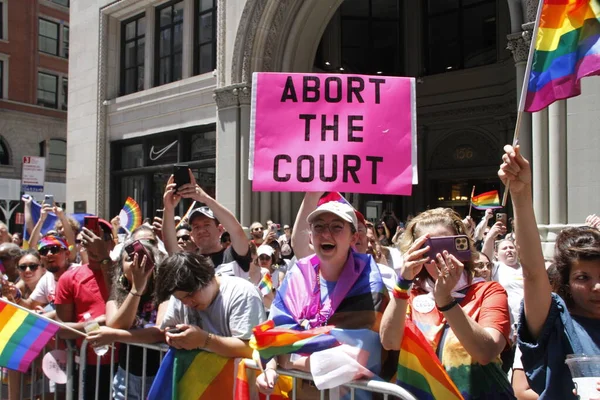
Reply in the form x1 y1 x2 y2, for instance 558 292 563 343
37 235 68 251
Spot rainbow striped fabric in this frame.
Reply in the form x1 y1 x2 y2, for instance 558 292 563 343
470 190 502 210
525 0 600 112
235 358 292 400
119 197 142 232
396 319 464 400
257 273 273 296
0 299 59 373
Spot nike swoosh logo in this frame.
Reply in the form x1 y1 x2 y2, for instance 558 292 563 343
149 140 178 161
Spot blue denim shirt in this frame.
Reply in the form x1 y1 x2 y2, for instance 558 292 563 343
517 294 600 399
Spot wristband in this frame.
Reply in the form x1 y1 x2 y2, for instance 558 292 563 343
203 333 213 349
129 291 142 297
437 299 459 312
396 276 413 290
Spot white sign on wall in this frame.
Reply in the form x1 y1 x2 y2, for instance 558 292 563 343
21 156 46 193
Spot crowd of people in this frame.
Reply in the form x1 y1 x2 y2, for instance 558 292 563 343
0 146 598 399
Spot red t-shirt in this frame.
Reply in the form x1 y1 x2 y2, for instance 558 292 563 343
55 264 114 365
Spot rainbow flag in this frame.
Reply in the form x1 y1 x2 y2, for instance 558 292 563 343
250 320 340 362
396 319 463 400
235 359 292 400
470 190 502 210
524 0 600 112
257 273 273 296
118 197 142 232
0 299 60 373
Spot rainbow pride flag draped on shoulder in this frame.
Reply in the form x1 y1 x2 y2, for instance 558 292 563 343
0 298 60 373
525 0 600 112
396 319 464 400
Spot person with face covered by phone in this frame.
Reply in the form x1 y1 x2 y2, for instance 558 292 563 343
161 171 251 271
380 208 514 399
86 239 166 400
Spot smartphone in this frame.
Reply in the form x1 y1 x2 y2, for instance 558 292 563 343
44 194 54 206
496 213 508 227
173 164 190 191
155 209 164 218
166 327 183 334
425 235 472 262
270 224 280 232
83 216 99 235
125 239 155 272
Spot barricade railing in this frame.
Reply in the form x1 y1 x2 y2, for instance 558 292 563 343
76 340 417 400
0 335 76 400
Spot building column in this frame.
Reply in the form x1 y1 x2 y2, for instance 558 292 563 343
182 0 194 79
548 101 568 224
532 108 549 224
238 86 252 227
144 6 156 90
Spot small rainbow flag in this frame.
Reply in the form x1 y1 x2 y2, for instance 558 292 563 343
470 190 502 210
119 197 142 232
0 298 60 373
396 319 463 400
257 273 273 296
524 0 600 112
250 320 340 362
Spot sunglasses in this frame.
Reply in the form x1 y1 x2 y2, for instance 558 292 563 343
39 246 64 256
177 235 191 241
253 227 264 232
18 263 40 272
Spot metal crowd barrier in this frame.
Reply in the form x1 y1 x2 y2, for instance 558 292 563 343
0 335 76 400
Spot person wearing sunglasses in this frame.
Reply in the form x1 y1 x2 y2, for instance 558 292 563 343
3 249 46 305
16 235 74 317
176 224 197 253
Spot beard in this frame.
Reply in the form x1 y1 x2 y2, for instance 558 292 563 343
46 265 61 273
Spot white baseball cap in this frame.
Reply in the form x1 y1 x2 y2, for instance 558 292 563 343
307 201 358 230
257 245 275 257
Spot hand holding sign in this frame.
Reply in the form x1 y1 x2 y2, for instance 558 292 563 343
250 73 416 195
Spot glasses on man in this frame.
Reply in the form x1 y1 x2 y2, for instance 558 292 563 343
39 246 63 256
253 227 264 232
18 263 40 272
310 222 346 236
177 235 191 242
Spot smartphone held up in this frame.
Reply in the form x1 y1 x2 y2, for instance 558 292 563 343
125 239 155 273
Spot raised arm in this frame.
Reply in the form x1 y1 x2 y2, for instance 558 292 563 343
30 204 52 247
498 144 551 339
22 195 35 237
162 176 182 255
290 192 323 259
54 207 77 262
474 209 493 241
481 221 506 261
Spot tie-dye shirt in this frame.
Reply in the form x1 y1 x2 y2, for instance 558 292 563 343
407 281 515 400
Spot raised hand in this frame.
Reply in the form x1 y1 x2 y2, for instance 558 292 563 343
400 234 431 280
498 144 531 195
433 251 464 306
163 175 181 211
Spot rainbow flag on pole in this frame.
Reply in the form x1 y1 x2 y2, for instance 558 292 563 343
0 298 60 373
396 319 464 400
257 273 273 296
524 0 600 112
470 190 502 210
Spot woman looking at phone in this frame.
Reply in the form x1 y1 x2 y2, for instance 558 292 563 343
86 239 167 400
380 208 514 399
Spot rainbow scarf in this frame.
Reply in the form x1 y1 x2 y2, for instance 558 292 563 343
525 0 600 112
396 319 464 400
257 273 273 296
37 234 68 251
0 299 60 373
119 197 142 232
470 190 502 210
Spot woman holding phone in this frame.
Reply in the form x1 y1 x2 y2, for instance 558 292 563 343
380 207 514 399
86 239 167 400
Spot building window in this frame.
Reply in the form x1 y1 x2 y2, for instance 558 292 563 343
39 18 59 55
41 139 67 171
62 26 69 58
0 137 9 165
61 77 67 110
121 14 145 95
50 0 69 6
37 72 58 108
155 1 183 86
195 0 216 75
426 0 497 75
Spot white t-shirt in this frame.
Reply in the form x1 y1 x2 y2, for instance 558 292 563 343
377 263 398 294
30 265 78 305
492 261 524 335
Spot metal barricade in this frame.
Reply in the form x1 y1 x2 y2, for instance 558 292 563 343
0 335 76 400
242 359 418 400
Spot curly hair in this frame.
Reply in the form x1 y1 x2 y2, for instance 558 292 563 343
399 208 476 283
154 252 215 303
110 240 164 306
553 226 600 307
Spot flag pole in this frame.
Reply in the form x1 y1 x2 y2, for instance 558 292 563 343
502 0 544 207
0 297 87 338
176 201 197 229
468 186 475 217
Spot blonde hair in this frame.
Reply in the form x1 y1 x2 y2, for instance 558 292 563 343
400 208 476 282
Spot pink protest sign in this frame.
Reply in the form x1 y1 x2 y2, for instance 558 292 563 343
250 72 416 195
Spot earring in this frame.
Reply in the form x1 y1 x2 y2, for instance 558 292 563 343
118 274 131 290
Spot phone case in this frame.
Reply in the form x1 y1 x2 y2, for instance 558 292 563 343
173 165 190 188
425 235 472 262
126 240 155 272
84 217 99 234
